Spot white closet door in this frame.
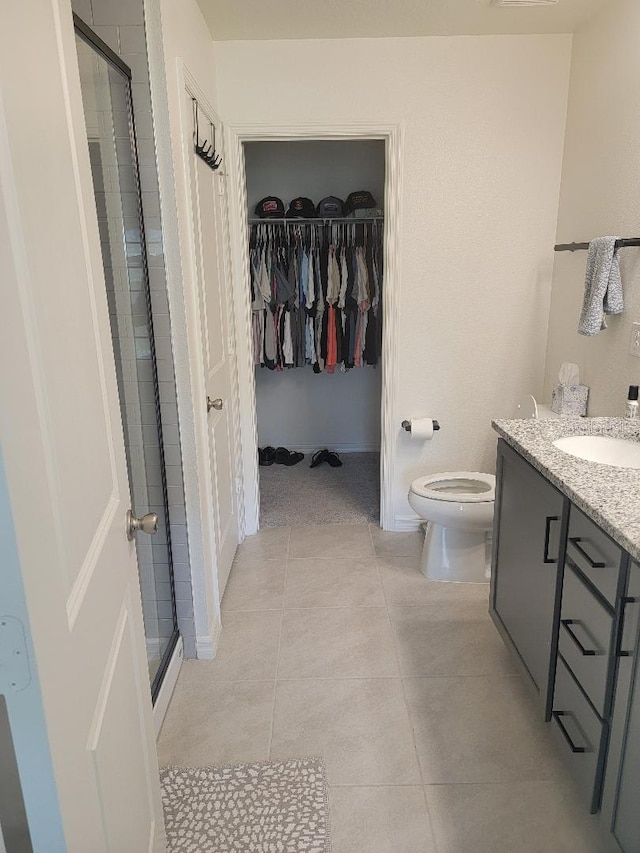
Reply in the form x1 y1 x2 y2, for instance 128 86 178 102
182 87 239 600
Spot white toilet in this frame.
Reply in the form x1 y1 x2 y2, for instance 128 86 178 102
408 472 495 583
408 395 557 584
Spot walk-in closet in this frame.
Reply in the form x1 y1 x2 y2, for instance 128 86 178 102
244 140 386 526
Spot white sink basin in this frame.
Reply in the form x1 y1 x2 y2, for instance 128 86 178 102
552 435 640 469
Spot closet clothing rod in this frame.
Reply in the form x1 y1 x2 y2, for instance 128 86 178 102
249 217 384 225
554 238 640 252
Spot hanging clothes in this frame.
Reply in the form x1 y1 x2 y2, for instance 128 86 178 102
248 218 384 374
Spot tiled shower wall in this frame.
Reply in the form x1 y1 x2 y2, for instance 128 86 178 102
72 0 197 657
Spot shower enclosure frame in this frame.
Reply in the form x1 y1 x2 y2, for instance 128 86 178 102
74 13 180 704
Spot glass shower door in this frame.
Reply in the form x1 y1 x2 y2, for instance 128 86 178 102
74 18 179 699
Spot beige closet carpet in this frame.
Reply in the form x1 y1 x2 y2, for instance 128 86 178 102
160 758 330 852
259 451 380 527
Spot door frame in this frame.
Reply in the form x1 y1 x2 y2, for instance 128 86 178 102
145 0 238 657
145 34 243 653
225 122 403 534
145 7 220 658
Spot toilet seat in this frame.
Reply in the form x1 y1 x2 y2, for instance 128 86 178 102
410 471 495 503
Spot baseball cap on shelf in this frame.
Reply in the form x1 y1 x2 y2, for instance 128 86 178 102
344 190 378 215
254 196 285 218
286 197 317 218
316 196 344 217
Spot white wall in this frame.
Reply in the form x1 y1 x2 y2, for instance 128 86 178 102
246 139 384 452
215 35 572 526
544 0 640 417
244 139 385 214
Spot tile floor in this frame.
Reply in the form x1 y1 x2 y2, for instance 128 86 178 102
158 523 608 852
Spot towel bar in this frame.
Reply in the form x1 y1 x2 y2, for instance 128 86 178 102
555 238 640 252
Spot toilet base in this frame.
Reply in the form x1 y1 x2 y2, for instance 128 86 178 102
420 522 490 583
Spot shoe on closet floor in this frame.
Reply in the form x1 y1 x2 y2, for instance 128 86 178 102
274 447 304 466
258 446 276 466
310 449 342 468
327 451 342 467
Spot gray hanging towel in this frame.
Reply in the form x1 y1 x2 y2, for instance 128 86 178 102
578 236 624 335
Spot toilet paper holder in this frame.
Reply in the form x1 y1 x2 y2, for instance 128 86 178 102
401 419 440 433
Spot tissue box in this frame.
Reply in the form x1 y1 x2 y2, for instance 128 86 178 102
551 384 589 416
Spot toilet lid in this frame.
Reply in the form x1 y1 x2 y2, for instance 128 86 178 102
410 471 496 503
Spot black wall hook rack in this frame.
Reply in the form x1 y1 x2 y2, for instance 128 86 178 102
554 238 640 252
192 98 222 171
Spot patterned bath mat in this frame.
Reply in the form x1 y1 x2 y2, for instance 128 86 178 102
160 758 331 852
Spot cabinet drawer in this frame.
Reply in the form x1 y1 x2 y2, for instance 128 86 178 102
567 506 622 607
558 564 613 716
552 656 607 814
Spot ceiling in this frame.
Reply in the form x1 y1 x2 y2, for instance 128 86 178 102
198 0 613 41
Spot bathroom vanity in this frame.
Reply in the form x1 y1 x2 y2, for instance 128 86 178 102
491 418 640 853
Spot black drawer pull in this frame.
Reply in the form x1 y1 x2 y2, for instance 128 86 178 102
569 537 606 569
552 710 588 753
543 516 560 563
618 596 638 658
561 619 600 656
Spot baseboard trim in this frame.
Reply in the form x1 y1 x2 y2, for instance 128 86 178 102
393 514 422 531
261 444 380 454
154 636 183 739
195 617 222 660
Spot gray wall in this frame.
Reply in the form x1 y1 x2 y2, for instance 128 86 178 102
244 139 385 215
0 452 66 850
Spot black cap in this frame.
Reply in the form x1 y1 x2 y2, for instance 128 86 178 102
286 197 317 218
629 385 639 401
255 196 285 218
344 190 377 215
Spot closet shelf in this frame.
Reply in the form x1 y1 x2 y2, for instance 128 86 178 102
248 216 384 225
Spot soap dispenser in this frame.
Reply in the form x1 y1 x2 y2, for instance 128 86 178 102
625 385 639 419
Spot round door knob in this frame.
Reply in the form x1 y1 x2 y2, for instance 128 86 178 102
207 396 224 412
126 510 158 541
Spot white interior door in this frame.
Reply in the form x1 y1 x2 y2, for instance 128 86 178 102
182 89 239 599
0 2 164 850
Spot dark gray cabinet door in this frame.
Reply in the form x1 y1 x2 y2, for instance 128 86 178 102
491 440 567 714
602 561 640 851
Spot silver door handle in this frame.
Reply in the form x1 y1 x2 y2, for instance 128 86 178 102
126 510 158 541
207 397 224 412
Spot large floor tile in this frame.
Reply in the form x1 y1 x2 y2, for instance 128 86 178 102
285 556 384 608
389 603 518 677
329 786 437 853
157 679 274 767
289 524 374 559
278 607 398 678
425 781 609 853
270 678 421 785
180 611 281 681
370 526 424 557
378 555 490 606
222 557 286 611
235 527 290 562
404 675 559 783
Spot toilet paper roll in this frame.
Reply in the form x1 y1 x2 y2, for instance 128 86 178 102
408 418 435 440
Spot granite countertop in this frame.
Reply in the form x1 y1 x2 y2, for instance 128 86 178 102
492 417 640 562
